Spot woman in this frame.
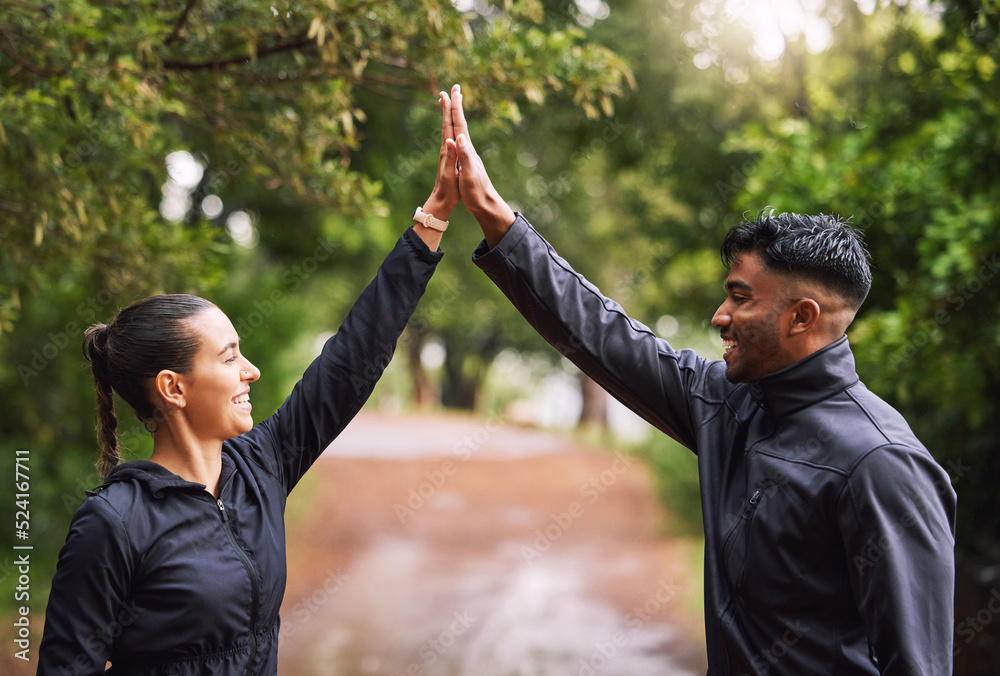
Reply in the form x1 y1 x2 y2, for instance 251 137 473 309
37 86 463 675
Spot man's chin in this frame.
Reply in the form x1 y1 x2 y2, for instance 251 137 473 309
724 362 751 384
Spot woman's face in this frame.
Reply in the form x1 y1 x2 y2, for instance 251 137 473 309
178 307 261 442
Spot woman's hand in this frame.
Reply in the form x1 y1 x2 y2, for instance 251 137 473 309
446 85 516 249
412 86 461 250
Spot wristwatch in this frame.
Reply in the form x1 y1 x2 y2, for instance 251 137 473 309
413 206 449 232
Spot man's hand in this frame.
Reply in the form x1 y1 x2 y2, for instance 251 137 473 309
446 85 516 249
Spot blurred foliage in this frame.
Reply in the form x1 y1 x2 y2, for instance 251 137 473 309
0 0 631 616
3 0 999 669
0 0 632 334
631 433 704 538
715 1 1000 670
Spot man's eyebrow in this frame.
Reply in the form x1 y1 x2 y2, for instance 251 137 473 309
217 340 239 357
725 280 752 293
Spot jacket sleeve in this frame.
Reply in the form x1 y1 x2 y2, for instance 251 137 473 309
242 227 443 492
37 497 135 676
472 213 724 451
837 444 957 675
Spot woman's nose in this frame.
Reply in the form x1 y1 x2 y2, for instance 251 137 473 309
242 360 261 382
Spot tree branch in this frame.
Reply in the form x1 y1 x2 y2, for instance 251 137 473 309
162 32 312 71
0 30 56 76
0 200 27 213
164 0 199 46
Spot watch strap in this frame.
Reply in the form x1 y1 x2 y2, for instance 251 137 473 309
413 206 449 232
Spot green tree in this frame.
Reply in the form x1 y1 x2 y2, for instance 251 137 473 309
717 1 1000 670
0 0 631 613
379 0 763 420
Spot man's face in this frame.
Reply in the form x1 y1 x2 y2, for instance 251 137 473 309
711 251 795 383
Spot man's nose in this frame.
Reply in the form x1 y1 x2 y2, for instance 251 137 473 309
711 303 730 329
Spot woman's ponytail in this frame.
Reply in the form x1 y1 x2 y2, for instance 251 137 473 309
81 294 215 480
83 323 120 479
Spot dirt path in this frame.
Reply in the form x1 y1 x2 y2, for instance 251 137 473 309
278 410 707 675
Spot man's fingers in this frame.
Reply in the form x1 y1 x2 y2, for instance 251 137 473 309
455 134 471 165
451 84 470 141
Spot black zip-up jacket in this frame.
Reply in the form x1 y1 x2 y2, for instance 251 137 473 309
37 228 442 675
473 214 957 675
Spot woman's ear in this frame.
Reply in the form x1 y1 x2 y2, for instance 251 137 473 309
788 298 821 336
154 370 187 409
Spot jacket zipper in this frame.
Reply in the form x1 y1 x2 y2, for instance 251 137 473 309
217 498 261 672
736 487 762 591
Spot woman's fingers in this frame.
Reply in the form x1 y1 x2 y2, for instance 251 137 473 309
429 88 460 210
442 133 458 179
439 90 454 145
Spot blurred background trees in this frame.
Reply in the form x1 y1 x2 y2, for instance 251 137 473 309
0 0 631 614
2 0 998 670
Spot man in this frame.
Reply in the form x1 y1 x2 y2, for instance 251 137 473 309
440 85 956 674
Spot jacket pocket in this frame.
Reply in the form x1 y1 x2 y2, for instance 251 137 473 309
737 486 763 591
721 484 764 592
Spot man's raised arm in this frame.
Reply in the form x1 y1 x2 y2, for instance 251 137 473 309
449 86 731 450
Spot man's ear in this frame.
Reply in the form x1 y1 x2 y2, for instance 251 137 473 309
788 298 821 336
154 370 187 409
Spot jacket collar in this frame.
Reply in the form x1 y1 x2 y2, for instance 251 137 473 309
747 335 860 420
97 451 236 499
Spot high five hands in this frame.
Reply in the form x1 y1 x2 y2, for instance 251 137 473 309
417 84 517 251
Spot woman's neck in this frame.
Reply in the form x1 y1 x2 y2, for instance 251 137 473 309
149 426 224 497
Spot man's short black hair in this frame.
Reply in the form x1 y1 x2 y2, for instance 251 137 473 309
721 210 872 310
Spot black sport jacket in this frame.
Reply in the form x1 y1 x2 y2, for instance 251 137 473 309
473 214 956 675
37 228 442 675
